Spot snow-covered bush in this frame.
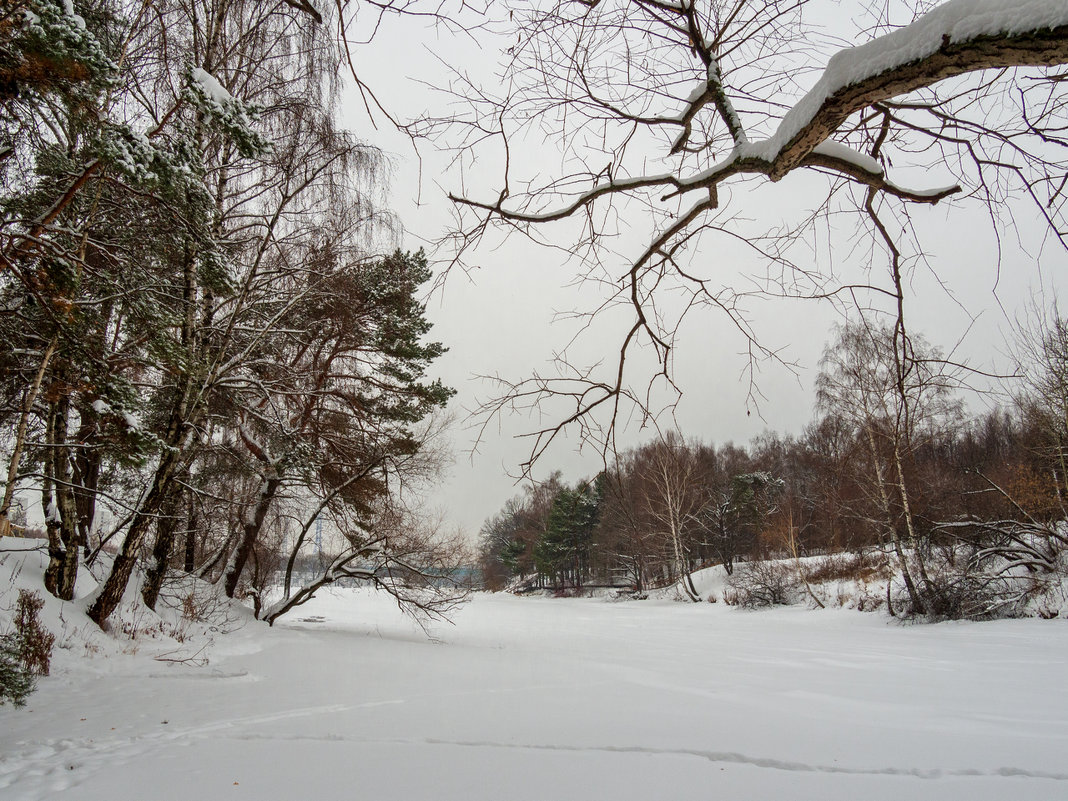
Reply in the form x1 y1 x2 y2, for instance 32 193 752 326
898 548 1058 621
724 560 800 608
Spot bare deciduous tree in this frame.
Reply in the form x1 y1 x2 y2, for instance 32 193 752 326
633 433 709 601
435 0 1068 465
816 320 962 614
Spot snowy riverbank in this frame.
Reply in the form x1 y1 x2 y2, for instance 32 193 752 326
2 543 1067 799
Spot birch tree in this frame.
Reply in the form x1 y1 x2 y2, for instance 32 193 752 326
816 320 961 614
633 433 708 600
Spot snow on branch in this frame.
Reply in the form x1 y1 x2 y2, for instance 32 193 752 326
454 0 1068 224
766 0 1068 177
186 67 272 158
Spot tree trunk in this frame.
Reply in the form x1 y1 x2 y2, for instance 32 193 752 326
671 527 699 602
42 481 64 599
40 396 82 601
87 247 200 627
223 474 282 599
184 497 198 573
892 445 937 612
87 438 187 626
0 334 57 531
70 296 112 557
865 426 927 615
52 395 83 600
71 404 102 558
142 488 183 610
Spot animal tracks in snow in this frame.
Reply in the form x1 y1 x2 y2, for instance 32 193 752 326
0 700 401 797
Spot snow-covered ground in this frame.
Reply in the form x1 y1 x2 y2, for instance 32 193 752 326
2 548 1067 800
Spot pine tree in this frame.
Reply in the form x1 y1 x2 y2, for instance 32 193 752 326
535 481 600 589
0 631 34 707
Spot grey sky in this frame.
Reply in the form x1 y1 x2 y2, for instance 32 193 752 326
342 4 1068 541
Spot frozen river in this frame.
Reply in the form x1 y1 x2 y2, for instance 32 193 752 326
2 588 1067 799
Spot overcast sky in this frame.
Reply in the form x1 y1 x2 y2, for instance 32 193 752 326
342 3 1068 542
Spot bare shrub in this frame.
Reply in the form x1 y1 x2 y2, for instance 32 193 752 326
159 571 243 634
805 551 890 584
854 584 886 613
13 590 54 676
181 592 198 621
899 552 1039 620
725 560 800 608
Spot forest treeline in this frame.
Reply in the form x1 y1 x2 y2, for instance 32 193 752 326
479 320 1068 619
0 0 463 628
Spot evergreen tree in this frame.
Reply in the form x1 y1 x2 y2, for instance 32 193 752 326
0 631 34 707
535 481 600 589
